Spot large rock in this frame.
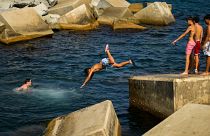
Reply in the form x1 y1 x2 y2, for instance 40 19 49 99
129 74 210 118
58 4 96 25
144 104 210 136
42 14 60 29
44 100 121 136
0 0 13 9
0 21 6 33
59 21 99 31
48 0 91 15
134 2 175 25
113 20 146 30
97 7 133 25
128 3 144 14
91 0 130 9
33 3 48 16
12 0 51 8
47 0 58 7
0 8 53 44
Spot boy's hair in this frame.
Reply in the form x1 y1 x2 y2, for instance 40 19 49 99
193 16 199 23
187 16 194 21
204 14 210 20
24 78 31 84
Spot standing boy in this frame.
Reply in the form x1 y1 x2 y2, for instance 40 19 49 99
172 17 196 75
202 14 210 75
193 16 203 74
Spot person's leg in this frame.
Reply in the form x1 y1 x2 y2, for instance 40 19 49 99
195 54 199 72
106 50 116 64
112 60 131 68
181 54 190 75
201 56 210 75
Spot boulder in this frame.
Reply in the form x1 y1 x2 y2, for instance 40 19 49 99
134 2 175 26
48 0 91 15
44 100 121 136
47 0 58 7
42 14 61 29
58 4 96 25
128 3 144 14
97 7 133 25
91 0 130 9
33 3 48 16
0 21 6 33
59 21 99 31
113 20 146 30
12 0 51 8
0 8 53 44
0 0 13 9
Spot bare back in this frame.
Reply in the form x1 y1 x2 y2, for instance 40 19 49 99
188 25 195 41
195 23 203 41
91 63 103 72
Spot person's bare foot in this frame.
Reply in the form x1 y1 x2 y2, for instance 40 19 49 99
201 72 209 76
180 72 188 76
105 44 109 52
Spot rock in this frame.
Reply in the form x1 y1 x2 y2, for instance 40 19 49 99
43 14 60 24
0 21 6 33
0 0 13 9
0 8 53 44
12 0 51 8
113 20 146 30
33 3 48 16
91 0 130 9
97 7 133 25
134 2 175 26
48 0 92 15
58 4 96 25
147 2 172 11
128 3 144 14
59 21 99 30
47 0 58 7
44 100 121 136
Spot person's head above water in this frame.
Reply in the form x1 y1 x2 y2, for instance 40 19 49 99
204 14 210 25
193 16 200 23
186 16 194 25
24 78 32 86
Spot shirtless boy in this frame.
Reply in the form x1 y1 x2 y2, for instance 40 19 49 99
193 16 203 74
80 44 134 88
16 79 32 91
172 17 196 75
202 14 210 75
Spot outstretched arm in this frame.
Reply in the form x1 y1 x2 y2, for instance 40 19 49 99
80 70 94 88
172 26 191 45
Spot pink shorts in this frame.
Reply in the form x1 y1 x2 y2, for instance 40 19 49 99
186 41 196 55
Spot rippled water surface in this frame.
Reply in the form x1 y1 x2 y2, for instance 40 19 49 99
0 0 209 135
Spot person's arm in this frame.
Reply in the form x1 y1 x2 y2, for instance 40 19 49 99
203 26 210 46
80 70 94 88
172 26 191 45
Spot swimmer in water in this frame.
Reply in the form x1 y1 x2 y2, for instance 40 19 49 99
172 16 196 75
16 79 32 91
80 44 135 88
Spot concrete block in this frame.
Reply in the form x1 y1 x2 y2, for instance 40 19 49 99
101 7 133 18
134 2 175 25
91 0 130 9
129 74 210 118
113 20 146 30
48 0 91 15
128 3 144 14
59 21 99 31
33 3 48 16
44 100 121 136
0 0 13 9
0 21 6 33
58 4 96 25
144 104 210 136
0 8 53 44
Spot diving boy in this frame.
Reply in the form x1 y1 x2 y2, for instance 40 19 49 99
16 79 32 91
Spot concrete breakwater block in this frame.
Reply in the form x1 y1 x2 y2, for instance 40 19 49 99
129 74 210 118
113 20 146 30
58 4 96 25
0 8 53 44
91 0 130 9
44 100 121 136
144 104 210 136
134 2 175 25
48 0 91 15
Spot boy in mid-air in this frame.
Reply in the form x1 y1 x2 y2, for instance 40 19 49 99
80 44 134 88
202 14 210 75
172 17 196 75
193 16 203 74
16 79 32 91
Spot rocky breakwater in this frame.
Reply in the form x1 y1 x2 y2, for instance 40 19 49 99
44 100 121 136
0 0 175 44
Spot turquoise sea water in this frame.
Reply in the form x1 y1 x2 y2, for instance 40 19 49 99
0 0 209 135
